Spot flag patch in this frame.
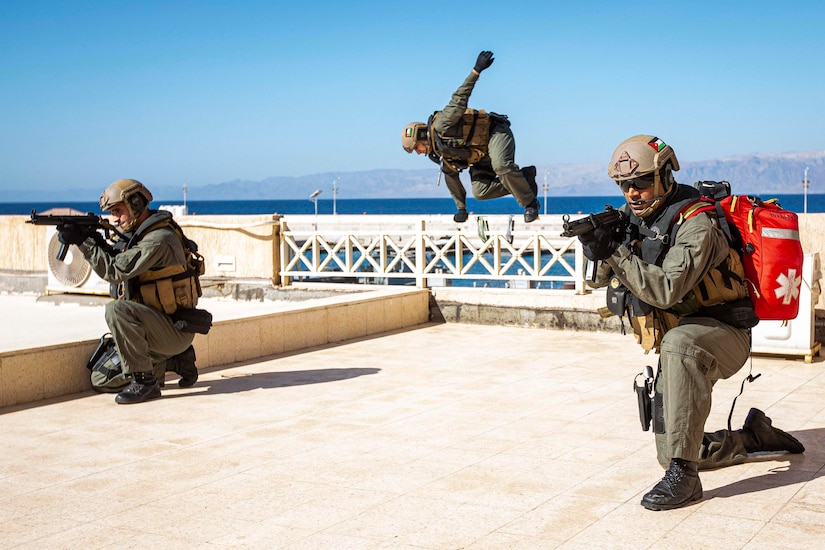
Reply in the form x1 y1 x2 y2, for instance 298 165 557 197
648 137 666 152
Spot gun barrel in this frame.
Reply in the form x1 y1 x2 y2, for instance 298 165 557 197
560 207 627 238
25 210 126 261
560 217 597 238
27 210 103 226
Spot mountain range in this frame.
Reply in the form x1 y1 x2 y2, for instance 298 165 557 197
3 150 823 202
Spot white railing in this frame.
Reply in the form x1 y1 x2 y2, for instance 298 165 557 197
279 216 589 292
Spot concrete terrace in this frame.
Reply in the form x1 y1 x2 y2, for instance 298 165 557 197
1 294 825 548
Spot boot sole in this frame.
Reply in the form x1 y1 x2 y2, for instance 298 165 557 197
115 390 162 404
641 490 703 511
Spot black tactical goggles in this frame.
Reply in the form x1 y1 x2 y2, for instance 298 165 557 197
616 173 655 193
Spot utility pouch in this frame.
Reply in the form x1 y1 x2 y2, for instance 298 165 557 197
606 276 628 317
171 308 213 334
630 310 680 354
634 366 654 431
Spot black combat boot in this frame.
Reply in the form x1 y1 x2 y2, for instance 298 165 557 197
172 346 199 388
524 200 540 223
453 208 469 223
641 458 703 511
115 371 161 404
521 165 538 197
740 408 805 454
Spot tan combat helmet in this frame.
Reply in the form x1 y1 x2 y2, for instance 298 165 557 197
99 178 154 231
401 122 429 153
608 135 680 217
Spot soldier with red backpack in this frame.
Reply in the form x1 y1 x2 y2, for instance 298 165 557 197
577 135 805 511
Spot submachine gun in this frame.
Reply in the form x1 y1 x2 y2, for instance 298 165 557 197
559 205 628 238
560 205 630 288
27 210 125 262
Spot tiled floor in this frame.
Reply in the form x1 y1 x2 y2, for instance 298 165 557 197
1 319 824 549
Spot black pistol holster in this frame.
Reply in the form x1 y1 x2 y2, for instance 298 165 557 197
633 364 666 433
634 365 654 431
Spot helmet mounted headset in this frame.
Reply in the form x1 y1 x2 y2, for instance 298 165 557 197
99 178 154 232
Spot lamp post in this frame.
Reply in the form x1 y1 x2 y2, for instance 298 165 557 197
803 167 810 214
309 189 322 230
183 180 188 215
332 177 339 215
542 172 549 216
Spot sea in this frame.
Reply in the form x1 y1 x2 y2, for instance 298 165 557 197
3 194 825 216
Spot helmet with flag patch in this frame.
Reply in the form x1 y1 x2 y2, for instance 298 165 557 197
608 135 680 217
608 135 679 182
401 122 429 153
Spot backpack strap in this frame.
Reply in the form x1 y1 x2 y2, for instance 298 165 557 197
668 200 717 236
719 196 748 249
679 200 717 221
464 109 479 144
673 197 746 251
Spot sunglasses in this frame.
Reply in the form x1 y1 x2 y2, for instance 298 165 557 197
616 174 655 193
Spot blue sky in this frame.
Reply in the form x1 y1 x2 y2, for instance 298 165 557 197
1 1 823 191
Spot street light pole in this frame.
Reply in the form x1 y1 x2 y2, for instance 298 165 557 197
332 177 339 215
542 172 549 216
803 167 810 214
309 189 322 230
183 180 188 215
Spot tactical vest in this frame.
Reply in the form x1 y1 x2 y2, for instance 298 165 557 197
427 108 491 171
619 185 755 351
125 217 205 315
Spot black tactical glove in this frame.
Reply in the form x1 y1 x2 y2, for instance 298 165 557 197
473 51 494 73
578 216 625 261
88 231 114 252
453 208 469 223
57 224 91 246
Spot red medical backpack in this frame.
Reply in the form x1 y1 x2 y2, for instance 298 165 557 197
695 181 804 321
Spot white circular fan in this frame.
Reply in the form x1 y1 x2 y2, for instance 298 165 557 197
47 232 92 287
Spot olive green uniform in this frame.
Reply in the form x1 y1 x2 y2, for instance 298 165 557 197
433 71 535 210
591 199 752 469
78 210 195 376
